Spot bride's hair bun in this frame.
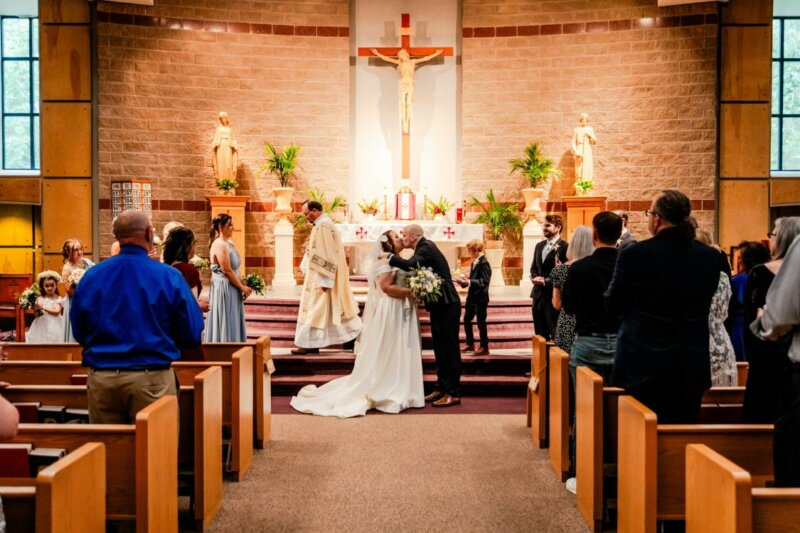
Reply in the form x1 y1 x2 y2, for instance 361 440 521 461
379 234 389 243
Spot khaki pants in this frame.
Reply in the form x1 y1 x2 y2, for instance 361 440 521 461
87 367 178 424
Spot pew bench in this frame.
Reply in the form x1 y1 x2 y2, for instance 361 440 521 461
4 396 178 531
0 348 253 482
0 442 106 533
617 395 773 532
548 346 570 481
526 336 549 448
686 444 800 533
2 366 223 530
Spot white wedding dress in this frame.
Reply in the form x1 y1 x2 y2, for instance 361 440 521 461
290 257 425 418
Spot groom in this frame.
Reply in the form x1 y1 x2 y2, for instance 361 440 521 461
387 224 462 407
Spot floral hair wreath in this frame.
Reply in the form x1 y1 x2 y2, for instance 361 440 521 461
37 270 62 283
379 234 389 243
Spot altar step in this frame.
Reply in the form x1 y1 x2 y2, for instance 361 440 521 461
270 349 530 397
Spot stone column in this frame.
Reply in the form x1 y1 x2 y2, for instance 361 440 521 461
272 217 296 288
520 217 543 296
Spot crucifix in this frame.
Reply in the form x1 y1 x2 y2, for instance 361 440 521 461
358 13 454 219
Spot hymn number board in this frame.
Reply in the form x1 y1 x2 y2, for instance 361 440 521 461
111 179 152 220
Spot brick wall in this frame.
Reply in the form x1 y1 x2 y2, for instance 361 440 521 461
97 0 349 278
462 0 718 281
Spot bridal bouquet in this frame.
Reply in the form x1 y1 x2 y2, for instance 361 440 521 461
244 272 267 298
406 266 443 304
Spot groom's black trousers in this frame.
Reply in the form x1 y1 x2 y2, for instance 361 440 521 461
429 301 462 397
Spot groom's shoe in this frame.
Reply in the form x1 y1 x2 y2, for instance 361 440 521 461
460 344 476 354
425 390 445 403
432 394 461 408
290 347 320 355
473 347 490 356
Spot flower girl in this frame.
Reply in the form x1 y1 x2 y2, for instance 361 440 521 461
26 271 65 343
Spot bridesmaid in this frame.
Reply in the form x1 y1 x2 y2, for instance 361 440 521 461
61 238 94 342
205 214 251 342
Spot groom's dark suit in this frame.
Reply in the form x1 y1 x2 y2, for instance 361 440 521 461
390 237 462 397
529 236 568 340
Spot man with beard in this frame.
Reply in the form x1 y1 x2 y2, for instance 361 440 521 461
529 215 569 340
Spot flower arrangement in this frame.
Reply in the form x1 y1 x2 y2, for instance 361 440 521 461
189 255 211 271
68 268 87 287
573 179 594 195
244 272 267 298
215 178 239 192
405 266 443 304
357 198 381 216
17 283 40 310
425 195 455 217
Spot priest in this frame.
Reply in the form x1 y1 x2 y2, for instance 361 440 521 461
292 200 362 355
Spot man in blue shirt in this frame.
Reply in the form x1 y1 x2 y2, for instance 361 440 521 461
71 210 204 423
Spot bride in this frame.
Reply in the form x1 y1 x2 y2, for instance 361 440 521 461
290 230 425 418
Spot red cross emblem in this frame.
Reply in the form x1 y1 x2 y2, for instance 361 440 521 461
356 227 367 239
443 227 455 239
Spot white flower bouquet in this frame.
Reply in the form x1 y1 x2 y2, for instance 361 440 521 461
189 255 211 271
17 283 40 310
405 266 443 304
68 268 87 287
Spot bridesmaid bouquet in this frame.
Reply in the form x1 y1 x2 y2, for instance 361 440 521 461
244 272 267 298
189 255 211 271
406 266 443 304
68 268 87 287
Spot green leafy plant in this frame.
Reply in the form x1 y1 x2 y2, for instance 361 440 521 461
295 188 346 229
509 141 562 188
470 189 522 241
574 179 594 195
259 143 301 187
215 178 239 192
425 195 455 217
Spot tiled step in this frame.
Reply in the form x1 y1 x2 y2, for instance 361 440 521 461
244 298 534 317
244 313 533 332
252 330 534 349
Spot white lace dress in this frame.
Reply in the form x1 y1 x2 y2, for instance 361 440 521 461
290 260 424 418
26 296 65 343
709 272 737 387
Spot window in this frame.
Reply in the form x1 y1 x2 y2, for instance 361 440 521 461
772 17 800 171
1 16 39 171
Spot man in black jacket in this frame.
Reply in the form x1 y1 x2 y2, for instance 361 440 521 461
389 224 462 407
530 215 569 340
605 190 720 423
457 239 492 356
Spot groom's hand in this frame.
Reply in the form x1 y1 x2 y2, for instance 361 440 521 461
378 252 390 260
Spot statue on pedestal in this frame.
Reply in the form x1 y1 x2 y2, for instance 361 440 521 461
211 112 239 184
571 113 597 182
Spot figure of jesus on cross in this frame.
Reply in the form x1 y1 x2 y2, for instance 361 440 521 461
359 14 453 183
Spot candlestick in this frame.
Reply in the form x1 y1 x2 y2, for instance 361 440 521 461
423 195 428 220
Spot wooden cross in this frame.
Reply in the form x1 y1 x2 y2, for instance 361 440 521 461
358 13 454 183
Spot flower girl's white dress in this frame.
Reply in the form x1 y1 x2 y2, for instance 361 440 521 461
26 296 65 343
290 259 424 418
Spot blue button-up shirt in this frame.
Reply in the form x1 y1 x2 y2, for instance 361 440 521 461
71 245 204 369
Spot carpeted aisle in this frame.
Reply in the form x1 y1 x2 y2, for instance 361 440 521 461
207 414 588 532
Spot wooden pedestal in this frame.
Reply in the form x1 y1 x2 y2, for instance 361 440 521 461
563 196 607 242
206 195 249 276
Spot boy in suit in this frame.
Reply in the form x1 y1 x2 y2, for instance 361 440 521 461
457 239 492 356
529 215 569 340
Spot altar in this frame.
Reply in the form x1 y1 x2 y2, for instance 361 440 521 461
337 221 484 274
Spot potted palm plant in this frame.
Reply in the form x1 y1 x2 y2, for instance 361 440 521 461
259 142 300 214
509 141 561 214
471 189 522 286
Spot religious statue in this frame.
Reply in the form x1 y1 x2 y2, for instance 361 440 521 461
370 48 443 134
571 113 597 182
211 112 239 183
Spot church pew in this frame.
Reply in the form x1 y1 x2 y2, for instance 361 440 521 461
1 367 223 530
526 336 548 447
197 336 272 448
0 354 252 483
0 442 106 533
2 338 272 450
737 361 749 387
548 346 570 481
616 395 773 532
686 444 800 533
4 395 178 531
570 370 748 531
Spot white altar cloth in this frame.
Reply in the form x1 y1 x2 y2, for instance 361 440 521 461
336 221 485 274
